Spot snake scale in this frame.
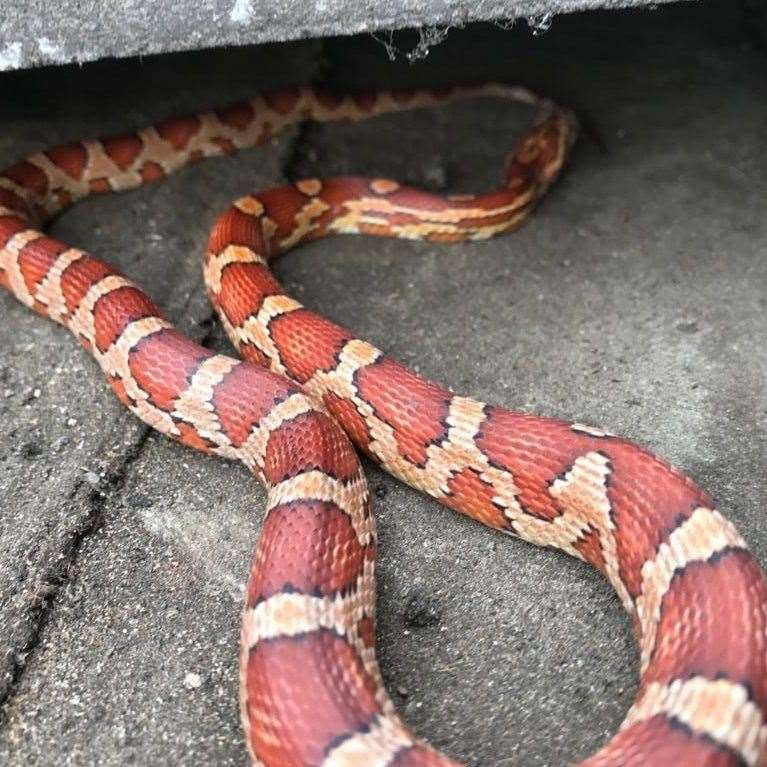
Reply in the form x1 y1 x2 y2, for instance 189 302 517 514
1 83 765 766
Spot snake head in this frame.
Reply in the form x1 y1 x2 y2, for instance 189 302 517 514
505 106 579 190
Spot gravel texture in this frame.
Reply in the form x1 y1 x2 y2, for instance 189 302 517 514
0 2 765 765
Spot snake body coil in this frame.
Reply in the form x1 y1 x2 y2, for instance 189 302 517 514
1 84 765 766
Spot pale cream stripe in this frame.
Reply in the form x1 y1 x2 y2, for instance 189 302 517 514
172 355 239 446
465 210 531 240
309 378 503 508
238 391 317 471
303 338 382 402
233 195 265 217
331 192 533 228
331 212 530 241
68 273 136 344
548 452 633 613
444 396 486 450
321 715 414 767
0 228 44 305
307 352 633 594
357 390 513 510
96 315 178 437
266 471 373 547
81 138 124 185
356 644 396 719
236 97 295 142
257 293 303 324
505 452 611 556
25 152 90 210
623 676 767 766
333 338 383 382
260 215 279 244
190 111 266 154
636 507 746 672
134 126 181 172
202 106 270 151
227 294 304 379
295 178 323 196
278 197 330 250
204 244 266 293
303 82 539 125
418 396 490 497
214 305 256 356
309 366 516 524
369 220 460 241
34 248 85 323
242 558 374 647
234 314 287 376
571 422 616 438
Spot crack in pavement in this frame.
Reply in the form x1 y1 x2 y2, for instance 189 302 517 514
0 424 152 717
0 206 224 720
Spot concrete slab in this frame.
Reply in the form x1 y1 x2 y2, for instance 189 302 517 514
0 0 691 72
0 2 765 765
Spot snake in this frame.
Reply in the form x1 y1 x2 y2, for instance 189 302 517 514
1 83 765 766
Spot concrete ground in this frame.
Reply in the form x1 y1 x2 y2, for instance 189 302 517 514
1 0 688 71
0 2 765 765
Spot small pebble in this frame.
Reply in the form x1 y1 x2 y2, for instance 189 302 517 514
184 672 203 690
128 493 153 509
84 471 101 486
676 320 699 334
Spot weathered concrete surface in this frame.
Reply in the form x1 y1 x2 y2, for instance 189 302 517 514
0 0 692 72
0 2 765 765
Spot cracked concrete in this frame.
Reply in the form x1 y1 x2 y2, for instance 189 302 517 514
0 2 766 765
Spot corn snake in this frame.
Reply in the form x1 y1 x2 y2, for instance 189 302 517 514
1 82 765 766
